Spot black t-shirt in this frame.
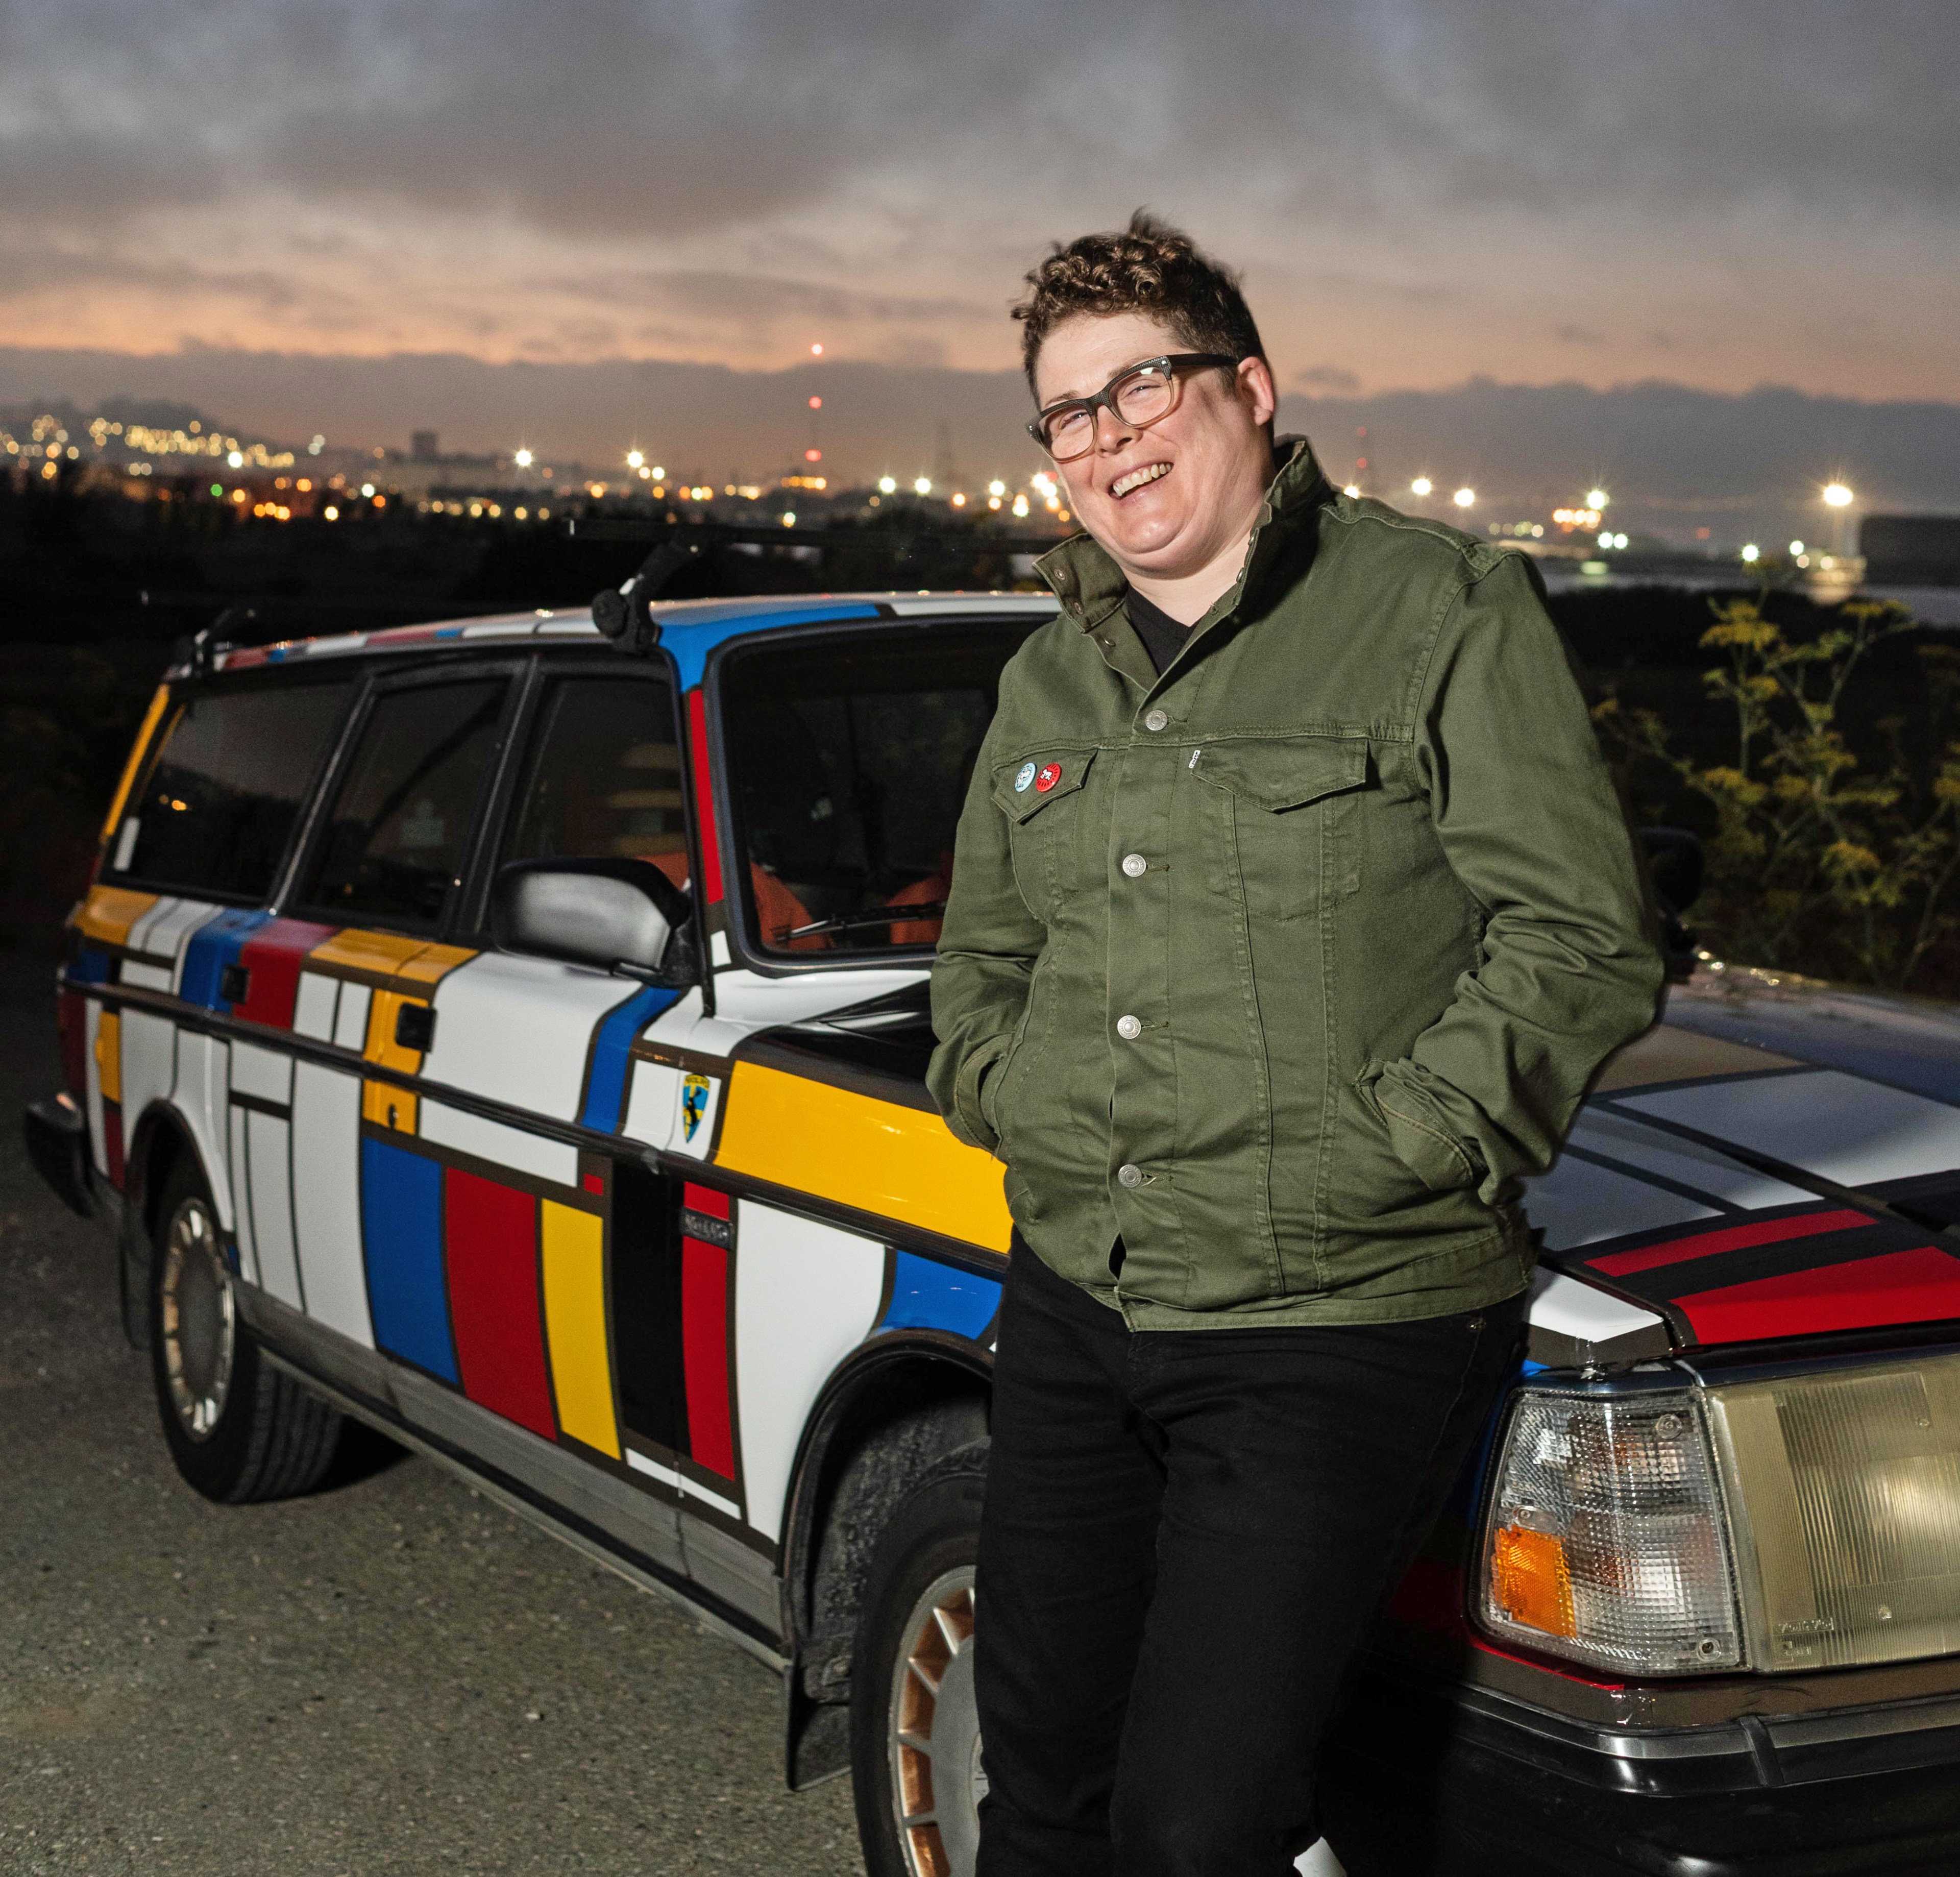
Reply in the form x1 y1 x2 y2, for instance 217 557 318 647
1125 588 1194 676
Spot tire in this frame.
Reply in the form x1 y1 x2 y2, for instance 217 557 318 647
149 1157 343 1503
850 1441 990 1877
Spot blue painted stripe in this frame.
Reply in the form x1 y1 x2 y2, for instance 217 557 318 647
178 908 271 1012
877 1251 1002 1342
660 603 883 688
579 983 681 1131
69 946 115 986
362 1138 457 1382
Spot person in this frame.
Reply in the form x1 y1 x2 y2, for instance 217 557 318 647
926 213 1664 1877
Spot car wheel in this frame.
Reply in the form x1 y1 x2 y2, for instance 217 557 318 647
150 1159 343 1503
850 1443 988 1877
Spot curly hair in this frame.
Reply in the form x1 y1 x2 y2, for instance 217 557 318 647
1011 210 1266 392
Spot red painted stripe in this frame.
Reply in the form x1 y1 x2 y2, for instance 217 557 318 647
1678 1245 1960 1344
683 1181 729 1221
687 688 724 904
234 919 340 1030
680 1235 736 1478
443 1168 557 1440
1588 1207 1874 1277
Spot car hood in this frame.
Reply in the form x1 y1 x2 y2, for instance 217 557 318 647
1524 966 1960 1361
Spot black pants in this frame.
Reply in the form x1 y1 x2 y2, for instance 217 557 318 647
974 1239 1527 1877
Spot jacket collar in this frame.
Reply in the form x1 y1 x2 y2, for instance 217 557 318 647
1035 435 1331 639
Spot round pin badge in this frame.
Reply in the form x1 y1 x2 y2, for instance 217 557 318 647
1036 763 1062 793
1014 761 1037 792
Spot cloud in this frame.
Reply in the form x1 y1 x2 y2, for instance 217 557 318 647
1297 364 1360 391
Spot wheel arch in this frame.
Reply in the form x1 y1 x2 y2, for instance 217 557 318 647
778 1331 992 1789
118 1099 217 1348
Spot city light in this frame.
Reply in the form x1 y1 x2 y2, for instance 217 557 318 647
951 493 966 507
914 476 932 495
1587 488 1609 510
878 475 897 494
811 343 823 356
1012 494 1030 518
782 511 796 526
1453 487 1475 508
1410 477 1433 497
514 448 533 469
652 466 665 480
988 480 1006 497
1741 544 1760 563
1553 507 1603 530
808 397 822 410
1790 540 1805 556
1598 531 1628 549
308 435 325 456
1343 483 1361 498
227 450 244 469
1823 482 1854 508
626 450 643 469
360 482 376 497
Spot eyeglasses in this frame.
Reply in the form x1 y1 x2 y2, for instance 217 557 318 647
1026 353 1241 461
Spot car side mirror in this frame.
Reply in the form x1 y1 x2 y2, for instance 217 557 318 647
489 858 698 986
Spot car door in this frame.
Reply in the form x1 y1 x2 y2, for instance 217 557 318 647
277 665 518 1360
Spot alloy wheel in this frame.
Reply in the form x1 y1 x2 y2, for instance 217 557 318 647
159 1196 235 1441
888 1566 983 1877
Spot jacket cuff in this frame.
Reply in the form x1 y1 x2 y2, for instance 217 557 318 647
1366 1061 1482 1194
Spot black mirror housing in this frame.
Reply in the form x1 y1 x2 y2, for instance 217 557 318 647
489 858 698 986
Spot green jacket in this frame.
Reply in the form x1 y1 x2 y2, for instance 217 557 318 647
927 439 1664 1328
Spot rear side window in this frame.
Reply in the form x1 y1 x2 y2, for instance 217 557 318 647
108 678 353 901
499 675 689 891
296 677 508 931
721 622 1038 956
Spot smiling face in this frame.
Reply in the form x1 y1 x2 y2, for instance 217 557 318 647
1033 309 1278 601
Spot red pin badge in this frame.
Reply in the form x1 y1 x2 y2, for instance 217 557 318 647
1035 763 1062 792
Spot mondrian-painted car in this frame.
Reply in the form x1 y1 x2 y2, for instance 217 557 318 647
24 591 1960 1877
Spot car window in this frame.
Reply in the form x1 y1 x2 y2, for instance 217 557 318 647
296 677 508 931
498 674 690 892
720 622 1039 955
106 678 354 901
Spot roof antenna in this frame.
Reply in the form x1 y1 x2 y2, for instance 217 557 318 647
592 532 707 654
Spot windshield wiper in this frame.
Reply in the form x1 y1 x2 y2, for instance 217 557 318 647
778 901 947 941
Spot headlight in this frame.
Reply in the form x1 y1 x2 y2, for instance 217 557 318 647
1478 1386 1744 1674
1706 1351 1960 1673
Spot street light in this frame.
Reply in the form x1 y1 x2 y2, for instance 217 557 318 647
626 449 644 470
878 475 897 495
1742 544 1760 563
513 448 533 469
1587 488 1609 510
914 476 932 496
1410 477 1433 497
1823 482 1853 508
1453 486 1475 508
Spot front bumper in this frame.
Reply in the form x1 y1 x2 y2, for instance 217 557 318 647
23 1092 94 1217
1320 1662 1960 1876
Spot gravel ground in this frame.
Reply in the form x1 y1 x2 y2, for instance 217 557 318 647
0 953 865 1876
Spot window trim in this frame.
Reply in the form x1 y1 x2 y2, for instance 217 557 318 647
452 650 691 948
703 612 1048 979
100 668 362 910
281 659 528 942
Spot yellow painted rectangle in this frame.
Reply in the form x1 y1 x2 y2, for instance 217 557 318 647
395 942 476 987
95 1009 121 1104
307 928 431 978
76 885 158 949
363 989 426 1076
101 685 172 841
361 1077 418 1133
540 1200 620 1458
715 1062 1012 1252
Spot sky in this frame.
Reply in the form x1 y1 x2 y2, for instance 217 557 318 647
2 0 1956 526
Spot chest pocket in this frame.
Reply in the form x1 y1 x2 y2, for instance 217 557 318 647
991 748 1099 916
1191 735 1370 919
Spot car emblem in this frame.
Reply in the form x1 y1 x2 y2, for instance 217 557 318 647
1036 763 1062 793
681 1072 711 1142
1014 761 1037 792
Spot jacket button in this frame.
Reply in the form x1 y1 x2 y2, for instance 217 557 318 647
1116 1014 1142 1039
1143 708 1169 732
1116 1163 1144 1189
1121 852 1146 877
